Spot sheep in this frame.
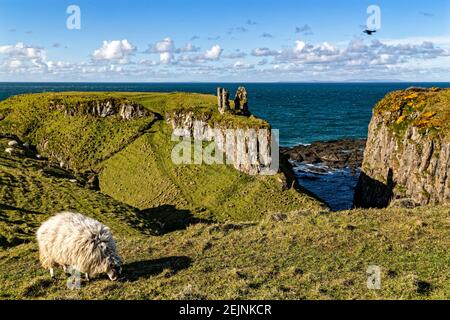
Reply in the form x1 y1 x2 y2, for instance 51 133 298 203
36 211 123 281
4 147 14 155
8 140 18 147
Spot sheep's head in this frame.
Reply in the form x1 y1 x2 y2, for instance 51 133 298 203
105 254 122 281
95 232 123 281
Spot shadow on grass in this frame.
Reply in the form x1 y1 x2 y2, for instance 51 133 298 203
124 256 192 282
139 204 211 235
0 203 43 215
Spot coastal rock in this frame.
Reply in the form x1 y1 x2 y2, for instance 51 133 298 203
354 88 450 208
234 86 249 115
49 98 150 120
281 139 366 171
167 110 276 176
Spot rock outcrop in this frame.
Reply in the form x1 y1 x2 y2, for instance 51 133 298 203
167 110 276 175
281 139 366 171
234 86 249 115
354 87 450 208
49 98 150 120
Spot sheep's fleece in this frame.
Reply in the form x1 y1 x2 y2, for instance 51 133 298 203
37 211 123 281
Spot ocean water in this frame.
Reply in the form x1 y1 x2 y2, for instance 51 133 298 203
1 82 448 210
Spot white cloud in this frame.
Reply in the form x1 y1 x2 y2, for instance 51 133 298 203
151 37 174 53
268 38 449 68
205 45 222 60
160 52 173 64
0 42 48 72
251 47 279 57
93 40 136 60
176 43 200 53
0 42 46 60
232 60 254 69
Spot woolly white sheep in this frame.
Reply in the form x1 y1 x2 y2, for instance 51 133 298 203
4 147 14 155
36 211 123 281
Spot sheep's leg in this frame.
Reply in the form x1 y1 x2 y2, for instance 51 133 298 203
85 273 90 281
49 268 54 278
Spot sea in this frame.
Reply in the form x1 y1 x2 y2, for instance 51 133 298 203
1 82 448 210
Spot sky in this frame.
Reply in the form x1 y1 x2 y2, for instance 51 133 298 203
0 0 449 82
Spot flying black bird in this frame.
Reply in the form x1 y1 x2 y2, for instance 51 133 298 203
363 29 377 35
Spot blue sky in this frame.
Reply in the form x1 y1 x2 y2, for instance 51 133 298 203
0 0 449 81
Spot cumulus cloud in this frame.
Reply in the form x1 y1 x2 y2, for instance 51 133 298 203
159 52 173 64
0 42 48 71
93 39 136 60
205 45 223 60
147 37 174 53
2 36 448 81
261 38 449 72
144 38 200 65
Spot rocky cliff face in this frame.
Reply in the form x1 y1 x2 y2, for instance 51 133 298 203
49 98 150 120
354 87 450 208
167 110 276 175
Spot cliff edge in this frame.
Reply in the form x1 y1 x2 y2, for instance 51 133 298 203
354 87 450 208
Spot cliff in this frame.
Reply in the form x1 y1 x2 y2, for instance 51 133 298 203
0 92 325 225
354 87 450 208
167 109 274 175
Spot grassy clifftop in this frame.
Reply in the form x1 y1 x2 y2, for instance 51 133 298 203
373 87 450 138
0 91 325 224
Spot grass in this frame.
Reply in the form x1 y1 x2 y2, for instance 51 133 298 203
0 204 448 299
0 91 448 299
374 88 450 139
0 91 324 222
0 92 156 173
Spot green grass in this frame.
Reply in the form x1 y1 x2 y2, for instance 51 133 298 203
0 91 448 300
374 88 450 139
0 92 156 173
0 202 448 299
0 91 325 222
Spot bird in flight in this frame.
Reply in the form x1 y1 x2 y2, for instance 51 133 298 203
363 29 377 35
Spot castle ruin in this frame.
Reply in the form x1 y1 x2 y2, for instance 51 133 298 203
217 86 250 116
